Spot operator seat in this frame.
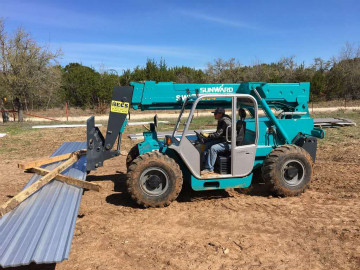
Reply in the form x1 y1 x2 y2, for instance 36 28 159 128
236 120 246 146
236 108 247 146
215 109 247 174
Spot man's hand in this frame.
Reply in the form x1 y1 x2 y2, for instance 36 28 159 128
201 132 209 138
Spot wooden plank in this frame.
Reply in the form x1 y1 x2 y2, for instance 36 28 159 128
18 149 86 170
31 167 100 192
0 154 79 217
18 153 73 170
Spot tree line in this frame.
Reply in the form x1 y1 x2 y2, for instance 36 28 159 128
1 19 360 113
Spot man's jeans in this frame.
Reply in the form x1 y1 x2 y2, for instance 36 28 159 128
203 140 230 171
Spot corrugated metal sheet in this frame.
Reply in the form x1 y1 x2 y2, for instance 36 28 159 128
0 142 87 268
314 118 356 127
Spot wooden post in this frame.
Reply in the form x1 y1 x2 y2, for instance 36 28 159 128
0 98 8 123
14 97 23 122
31 167 100 191
18 152 76 170
0 153 80 217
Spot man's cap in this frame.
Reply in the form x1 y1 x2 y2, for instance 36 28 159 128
212 107 225 114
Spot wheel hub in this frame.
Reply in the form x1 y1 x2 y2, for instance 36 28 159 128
285 166 298 179
281 159 305 187
139 167 169 196
147 175 161 189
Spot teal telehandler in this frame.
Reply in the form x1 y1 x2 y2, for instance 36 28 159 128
86 81 325 207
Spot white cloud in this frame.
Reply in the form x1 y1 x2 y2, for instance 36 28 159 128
179 10 257 30
55 42 205 58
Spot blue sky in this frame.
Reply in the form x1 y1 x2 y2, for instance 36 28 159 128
1 0 359 72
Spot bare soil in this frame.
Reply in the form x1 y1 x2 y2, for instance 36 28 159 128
0 111 359 270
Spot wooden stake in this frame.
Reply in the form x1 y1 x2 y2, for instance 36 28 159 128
1 153 80 217
31 167 100 192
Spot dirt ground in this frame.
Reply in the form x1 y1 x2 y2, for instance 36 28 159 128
0 111 359 270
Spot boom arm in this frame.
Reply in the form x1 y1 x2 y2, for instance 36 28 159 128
130 81 310 113
86 81 311 171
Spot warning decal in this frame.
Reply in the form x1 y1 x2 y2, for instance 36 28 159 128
111 100 129 114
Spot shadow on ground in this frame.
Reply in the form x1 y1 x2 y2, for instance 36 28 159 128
87 171 127 192
87 171 140 208
86 170 273 208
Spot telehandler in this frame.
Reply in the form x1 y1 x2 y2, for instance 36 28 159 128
86 81 325 207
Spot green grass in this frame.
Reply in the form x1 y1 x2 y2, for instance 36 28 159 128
310 99 360 108
0 122 35 135
0 120 108 135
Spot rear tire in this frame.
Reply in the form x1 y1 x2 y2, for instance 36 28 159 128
262 145 313 196
127 152 183 207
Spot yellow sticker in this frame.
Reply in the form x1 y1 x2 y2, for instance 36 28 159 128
111 100 130 114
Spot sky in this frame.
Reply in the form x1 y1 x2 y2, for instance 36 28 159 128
0 0 359 72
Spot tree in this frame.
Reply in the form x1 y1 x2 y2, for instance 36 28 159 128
61 63 101 108
205 58 242 83
0 19 61 118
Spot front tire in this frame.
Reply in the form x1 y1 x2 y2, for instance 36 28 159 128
127 152 183 207
262 145 313 196
126 144 139 170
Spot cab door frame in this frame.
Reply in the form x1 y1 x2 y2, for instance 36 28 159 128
169 94 258 179
231 96 259 177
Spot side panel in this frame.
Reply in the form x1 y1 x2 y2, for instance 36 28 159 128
178 137 201 176
232 145 257 175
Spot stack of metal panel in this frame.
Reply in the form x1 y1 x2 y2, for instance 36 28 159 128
0 142 87 268
314 118 356 128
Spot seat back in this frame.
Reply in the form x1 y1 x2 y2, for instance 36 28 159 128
236 121 246 146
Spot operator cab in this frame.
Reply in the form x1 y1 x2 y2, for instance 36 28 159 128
168 94 259 180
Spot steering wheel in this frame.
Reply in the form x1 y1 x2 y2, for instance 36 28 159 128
194 130 205 144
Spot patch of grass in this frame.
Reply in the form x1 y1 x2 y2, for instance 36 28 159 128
311 110 360 145
0 122 35 135
0 147 17 153
311 99 360 108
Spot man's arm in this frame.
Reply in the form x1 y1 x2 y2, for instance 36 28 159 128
207 121 226 139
